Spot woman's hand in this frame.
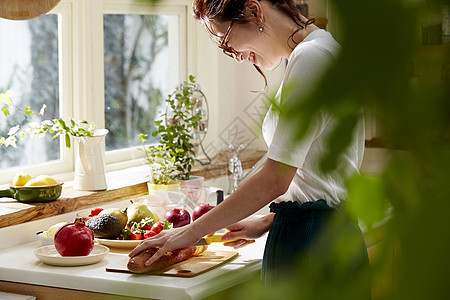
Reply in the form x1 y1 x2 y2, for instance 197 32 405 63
221 213 275 249
128 225 201 267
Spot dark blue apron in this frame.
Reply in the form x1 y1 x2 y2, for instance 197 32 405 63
261 199 371 298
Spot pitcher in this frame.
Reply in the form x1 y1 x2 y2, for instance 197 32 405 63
73 129 108 191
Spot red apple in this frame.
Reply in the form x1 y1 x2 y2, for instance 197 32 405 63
54 218 94 256
164 208 191 228
192 203 215 221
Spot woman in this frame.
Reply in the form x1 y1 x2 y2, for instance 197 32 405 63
130 0 369 289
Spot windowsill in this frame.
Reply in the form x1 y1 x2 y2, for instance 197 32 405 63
0 149 266 228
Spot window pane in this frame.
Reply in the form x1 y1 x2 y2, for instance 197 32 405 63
104 14 171 151
0 15 60 169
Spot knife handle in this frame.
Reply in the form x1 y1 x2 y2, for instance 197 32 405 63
205 234 238 244
205 234 225 243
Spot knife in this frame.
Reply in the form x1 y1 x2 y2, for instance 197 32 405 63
193 234 238 246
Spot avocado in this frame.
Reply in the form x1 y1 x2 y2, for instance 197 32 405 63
99 208 127 229
86 214 123 239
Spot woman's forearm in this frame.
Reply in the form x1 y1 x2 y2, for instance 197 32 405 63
189 159 295 239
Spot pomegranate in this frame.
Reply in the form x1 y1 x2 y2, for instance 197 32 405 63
192 203 215 221
54 218 94 256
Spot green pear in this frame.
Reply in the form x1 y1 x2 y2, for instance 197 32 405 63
99 208 128 229
126 202 154 227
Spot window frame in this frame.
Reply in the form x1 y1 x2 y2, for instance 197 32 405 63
0 1 75 184
0 0 194 185
101 1 188 170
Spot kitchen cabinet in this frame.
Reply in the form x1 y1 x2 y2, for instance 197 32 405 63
0 281 149 300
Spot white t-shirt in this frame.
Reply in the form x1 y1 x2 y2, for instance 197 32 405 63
262 29 365 207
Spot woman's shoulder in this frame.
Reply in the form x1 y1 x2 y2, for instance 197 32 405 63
290 29 341 61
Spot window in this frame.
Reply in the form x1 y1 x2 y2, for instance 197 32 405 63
102 2 186 167
0 0 190 185
104 14 173 150
0 15 61 169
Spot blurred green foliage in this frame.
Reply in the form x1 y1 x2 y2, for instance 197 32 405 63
280 0 449 299
139 0 449 298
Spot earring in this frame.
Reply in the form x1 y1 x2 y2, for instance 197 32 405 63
257 18 264 34
257 24 264 34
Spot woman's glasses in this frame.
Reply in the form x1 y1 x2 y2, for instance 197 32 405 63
218 19 239 58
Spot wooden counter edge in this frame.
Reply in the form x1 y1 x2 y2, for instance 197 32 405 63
0 149 266 228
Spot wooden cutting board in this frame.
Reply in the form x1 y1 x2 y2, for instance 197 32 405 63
106 250 238 278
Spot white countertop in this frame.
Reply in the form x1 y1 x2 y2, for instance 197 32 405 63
0 199 267 300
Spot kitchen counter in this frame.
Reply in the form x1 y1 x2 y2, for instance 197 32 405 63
0 199 267 300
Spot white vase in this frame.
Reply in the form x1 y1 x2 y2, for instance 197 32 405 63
73 129 108 191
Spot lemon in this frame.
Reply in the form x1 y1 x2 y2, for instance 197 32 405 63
46 222 68 237
24 178 49 187
24 175 57 187
11 172 32 186
34 175 58 185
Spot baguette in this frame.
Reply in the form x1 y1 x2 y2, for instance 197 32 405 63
127 245 208 273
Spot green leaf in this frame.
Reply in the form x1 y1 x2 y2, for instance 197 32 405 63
59 119 69 131
25 106 33 116
162 219 173 230
1 106 10 116
137 133 147 142
65 133 71 148
0 93 12 106
346 174 387 229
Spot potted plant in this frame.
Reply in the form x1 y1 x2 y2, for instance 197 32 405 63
0 90 108 190
139 75 205 193
138 133 179 193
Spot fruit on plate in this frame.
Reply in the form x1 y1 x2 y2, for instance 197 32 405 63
164 208 191 228
44 222 68 238
86 214 123 239
89 207 104 217
127 201 159 227
54 218 94 256
144 230 157 239
119 218 172 240
99 208 128 229
11 172 32 186
24 175 58 187
192 203 215 221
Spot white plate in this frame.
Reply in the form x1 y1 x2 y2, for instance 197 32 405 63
95 238 141 249
36 231 54 246
34 244 109 266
